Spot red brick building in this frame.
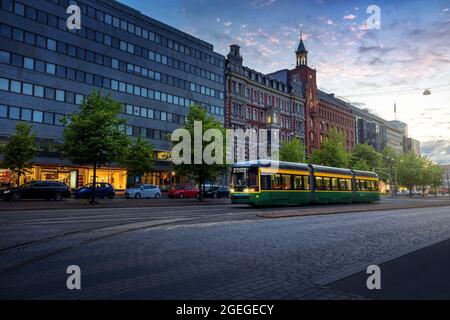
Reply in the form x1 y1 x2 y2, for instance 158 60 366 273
285 36 355 154
225 45 305 143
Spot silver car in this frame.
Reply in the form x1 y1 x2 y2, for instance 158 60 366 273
125 184 161 199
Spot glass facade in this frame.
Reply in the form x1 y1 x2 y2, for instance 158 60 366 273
0 0 225 188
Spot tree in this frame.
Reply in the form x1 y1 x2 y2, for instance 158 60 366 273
396 152 423 196
171 105 227 201
428 163 444 196
350 143 380 171
310 128 349 168
0 122 37 186
121 137 154 187
62 91 129 204
279 138 306 163
352 158 371 171
379 146 399 182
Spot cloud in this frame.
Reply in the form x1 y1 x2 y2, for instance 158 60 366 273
327 19 334 25
250 0 276 8
421 140 450 164
224 21 232 27
343 14 357 20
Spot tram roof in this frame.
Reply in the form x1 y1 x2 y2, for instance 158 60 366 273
232 160 310 171
310 164 353 175
232 160 378 178
351 170 379 178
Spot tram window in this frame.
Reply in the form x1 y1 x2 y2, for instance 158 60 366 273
293 176 303 190
261 174 271 190
324 178 332 190
303 176 310 190
248 171 258 188
331 178 339 191
339 179 347 191
367 181 375 191
360 180 368 191
315 177 324 190
271 174 282 190
374 181 379 191
282 174 291 190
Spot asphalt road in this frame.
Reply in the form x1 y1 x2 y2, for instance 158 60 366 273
1 199 450 299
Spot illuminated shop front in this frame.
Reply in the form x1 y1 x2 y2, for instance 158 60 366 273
7 164 128 190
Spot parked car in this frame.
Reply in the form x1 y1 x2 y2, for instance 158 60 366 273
168 185 199 199
2 181 71 201
202 186 230 198
74 183 115 199
125 184 161 199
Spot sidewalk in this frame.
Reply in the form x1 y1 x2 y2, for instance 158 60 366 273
257 198 450 218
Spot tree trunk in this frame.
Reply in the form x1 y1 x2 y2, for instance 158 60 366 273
16 168 21 187
90 162 97 205
198 177 203 202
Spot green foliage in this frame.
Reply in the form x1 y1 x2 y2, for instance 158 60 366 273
62 91 129 203
279 138 306 163
121 137 154 186
396 152 428 195
0 122 37 186
62 90 129 166
172 105 227 201
378 146 400 182
350 143 380 171
352 159 371 171
310 128 349 168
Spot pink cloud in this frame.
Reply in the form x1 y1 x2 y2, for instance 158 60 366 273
344 14 357 20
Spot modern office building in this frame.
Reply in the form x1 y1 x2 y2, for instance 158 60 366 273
225 45 305 146
384 124 404 154
0 0 225 190
406 137 421 155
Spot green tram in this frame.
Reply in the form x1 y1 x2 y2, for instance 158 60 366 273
230 160 380 206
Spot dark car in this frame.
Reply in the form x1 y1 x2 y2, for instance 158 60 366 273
202 186 230 198
2 181 71 201
74 183 115 199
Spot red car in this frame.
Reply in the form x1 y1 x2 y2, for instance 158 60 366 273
168 185 199 199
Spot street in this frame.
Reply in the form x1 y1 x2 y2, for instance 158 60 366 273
0 198 450 299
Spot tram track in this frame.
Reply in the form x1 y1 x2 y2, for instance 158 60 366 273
0 207 259 278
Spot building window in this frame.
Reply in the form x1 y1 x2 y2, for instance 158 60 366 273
0 104 7 118
9 106 20 119
0 78 9 91
21 108 32 121
10 80 21 93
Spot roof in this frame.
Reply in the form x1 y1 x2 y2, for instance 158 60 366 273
232 160 309 171
296 38 307 53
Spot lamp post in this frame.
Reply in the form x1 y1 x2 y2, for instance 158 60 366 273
447 168 450 198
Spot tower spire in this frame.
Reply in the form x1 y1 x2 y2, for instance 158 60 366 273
295 32 308 67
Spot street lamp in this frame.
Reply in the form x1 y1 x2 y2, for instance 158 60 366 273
423 89 431 95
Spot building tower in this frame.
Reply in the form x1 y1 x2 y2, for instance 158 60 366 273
289 34 320 155
296 34 308 67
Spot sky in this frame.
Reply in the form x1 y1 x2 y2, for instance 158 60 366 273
119 0 450 163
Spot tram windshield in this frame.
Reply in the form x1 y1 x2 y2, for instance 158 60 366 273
230 167 259 192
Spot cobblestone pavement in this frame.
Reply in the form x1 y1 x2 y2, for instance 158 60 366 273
1 205 450 299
